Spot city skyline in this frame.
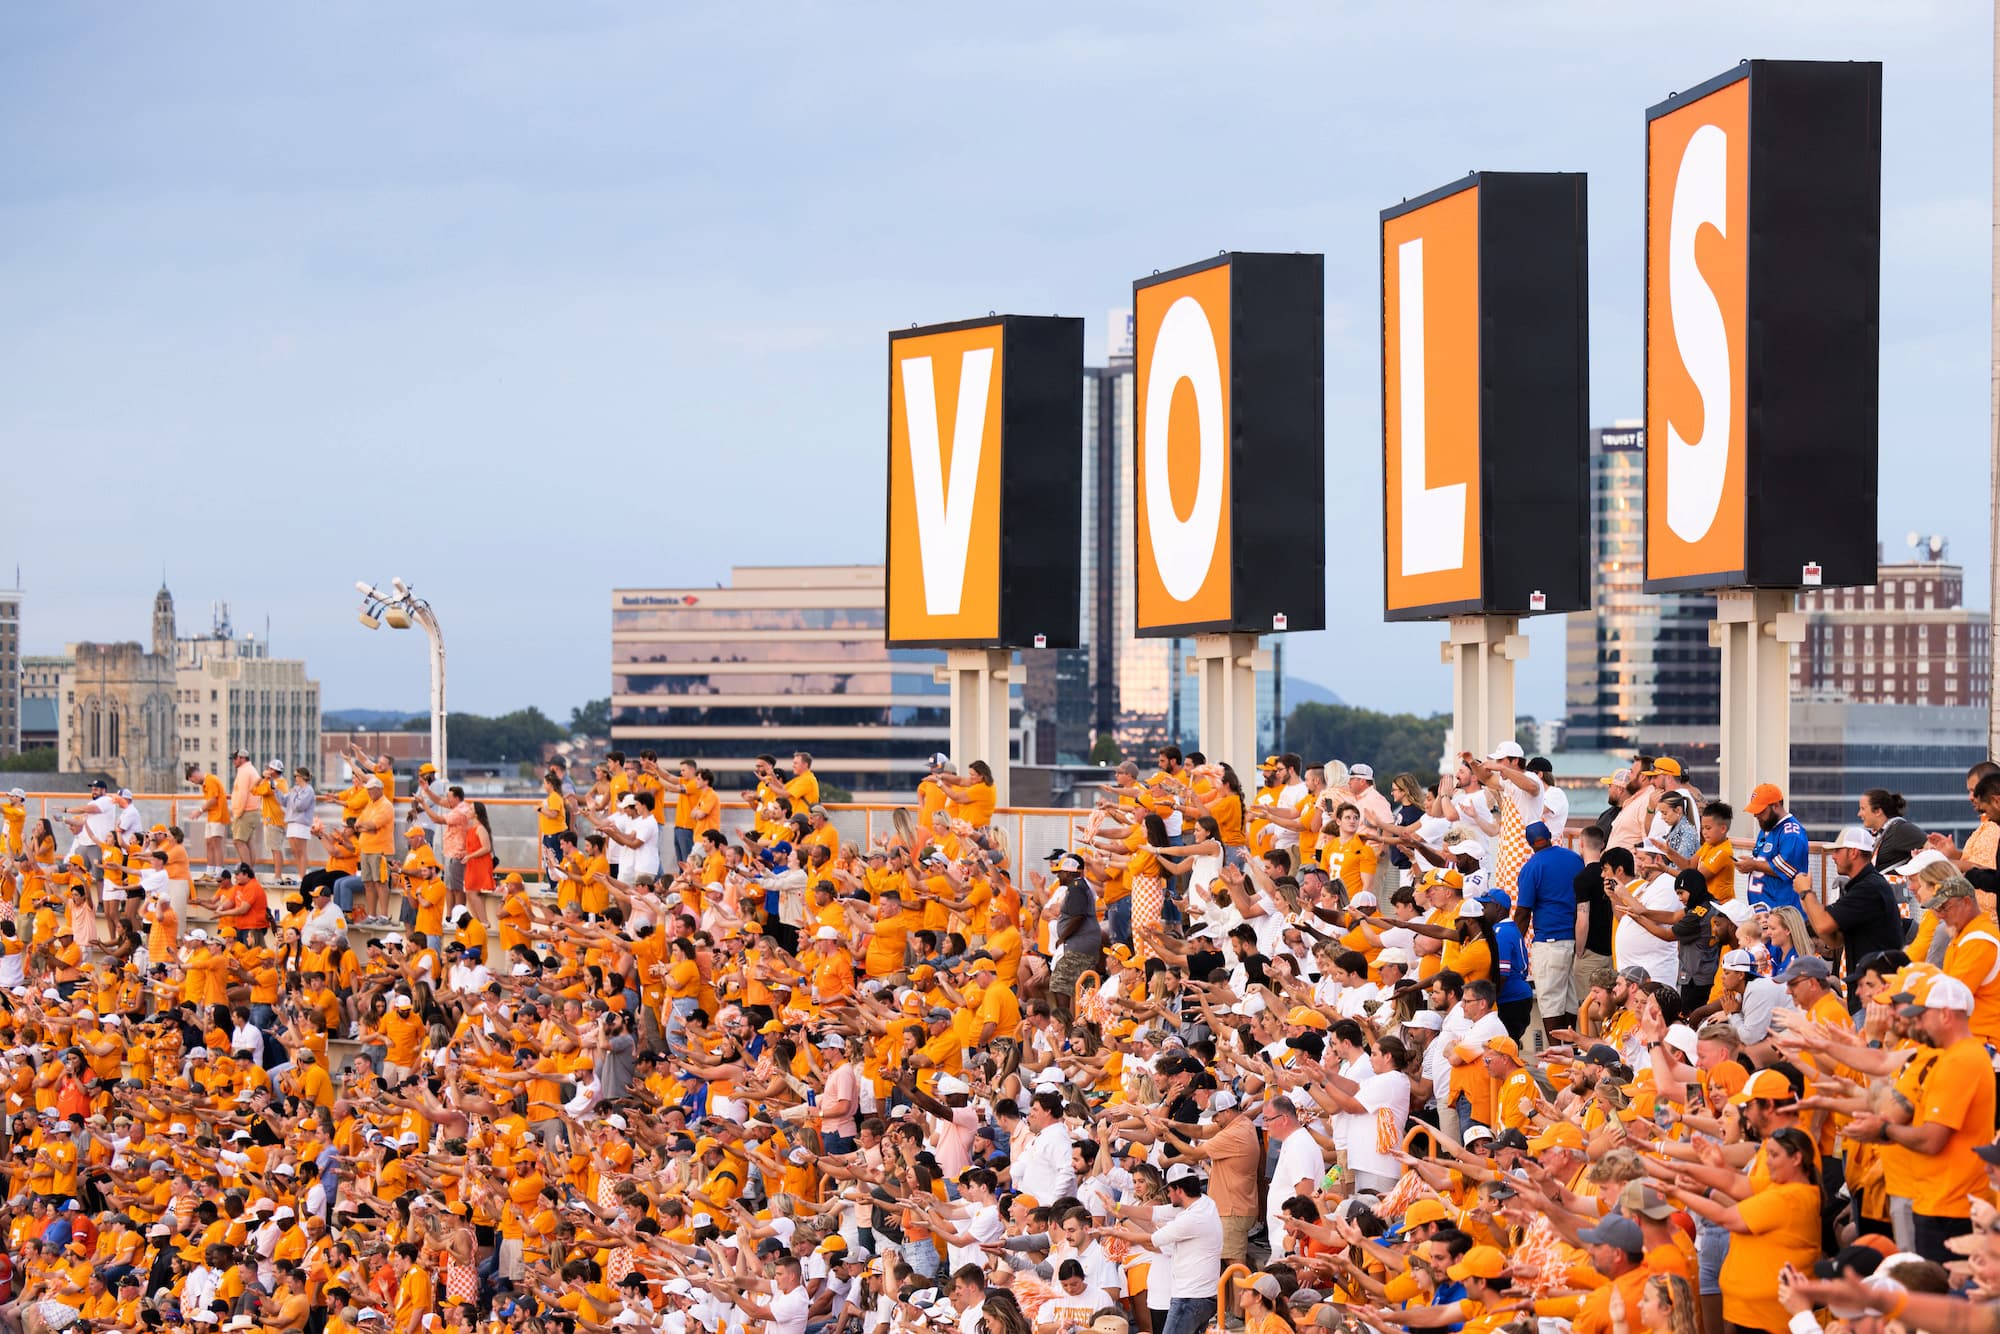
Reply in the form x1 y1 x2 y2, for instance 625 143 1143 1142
1 5 1988 721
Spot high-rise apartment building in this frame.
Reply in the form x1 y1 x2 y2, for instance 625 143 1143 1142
1564 424 1721 750
1020 322 1282 766
609 566 1003 803
174 603 322 774
0 588 18 756
1792 545 1990 709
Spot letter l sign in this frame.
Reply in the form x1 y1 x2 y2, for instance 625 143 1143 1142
1398 238 1467 576
900 349 993 616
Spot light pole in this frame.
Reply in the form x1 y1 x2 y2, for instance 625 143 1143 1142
355 578 448 782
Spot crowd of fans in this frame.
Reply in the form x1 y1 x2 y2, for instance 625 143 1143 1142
0 740 1994 1334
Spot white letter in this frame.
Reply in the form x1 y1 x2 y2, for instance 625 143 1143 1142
1143 297 1226 602
900 349 993 616
1665 123 1731 544
1397 237 1467 576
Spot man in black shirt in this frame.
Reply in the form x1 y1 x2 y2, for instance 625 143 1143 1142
1798 825 1905 1006
1571 827 1616 1004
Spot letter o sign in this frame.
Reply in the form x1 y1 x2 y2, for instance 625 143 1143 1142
1143 296 1226 602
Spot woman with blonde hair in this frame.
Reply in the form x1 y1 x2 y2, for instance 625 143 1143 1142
1610 1273 1701 1334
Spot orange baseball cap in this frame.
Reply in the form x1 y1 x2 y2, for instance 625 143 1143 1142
1483 1035 1521 1062
1530 1123 1584 1153
1745 784 1785 815
1448 1245 1509 1281
1730 1068 1794 1105
1403 1198 1451 1228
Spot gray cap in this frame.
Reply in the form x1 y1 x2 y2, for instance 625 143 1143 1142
1778 955 1832 984
1578 1214 1644 1255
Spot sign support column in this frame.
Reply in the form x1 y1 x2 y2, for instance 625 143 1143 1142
1444 615 1528 762
1192 633 1270 779
943 649 1012 806
1711 590 1803 837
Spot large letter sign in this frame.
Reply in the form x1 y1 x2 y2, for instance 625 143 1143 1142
886 316 1083 648
1381 173 1590 621
1133 252 1325 638
1644 61 1882 593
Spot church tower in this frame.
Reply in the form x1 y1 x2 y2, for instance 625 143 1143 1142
152 585 176 658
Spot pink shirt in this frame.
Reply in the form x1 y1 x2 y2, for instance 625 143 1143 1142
440 803 475 859
229 762 259 819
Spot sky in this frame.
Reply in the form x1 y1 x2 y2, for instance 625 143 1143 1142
0 3 1989 722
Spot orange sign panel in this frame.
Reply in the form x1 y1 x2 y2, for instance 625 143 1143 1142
1646 76 1750 586
886 322 1005 643
1134 263 1233 633
1383 183 1482 614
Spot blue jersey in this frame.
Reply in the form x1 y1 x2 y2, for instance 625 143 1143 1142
1750 814 1809 911
1493 919 1534 1005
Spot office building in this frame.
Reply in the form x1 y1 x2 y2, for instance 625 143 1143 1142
609 565 1006 802
1020 321 1282 766
56 587 180 790
1628 699 1985 845
1564 423 1721 751
21 654 70 703
1792 543 1990 709
0 589 17 756
174 602 322 776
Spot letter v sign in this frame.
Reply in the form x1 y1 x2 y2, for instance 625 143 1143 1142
1398 237 1468 577
899 349 994 616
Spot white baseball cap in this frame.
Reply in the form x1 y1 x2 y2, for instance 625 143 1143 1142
1485 741 1525 762
1721 949 1759 974
1830 826 1877 853
1350 763 1375 780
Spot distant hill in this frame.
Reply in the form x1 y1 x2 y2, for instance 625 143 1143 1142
1283 676 1344 708
322 708 423 730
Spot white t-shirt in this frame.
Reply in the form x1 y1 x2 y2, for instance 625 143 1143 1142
1266 1125 1327 1253
1613 873 1683 984
1344 1072 1414 1182
1270 782 1309 850
1541 783 1570 833
767 1282 810 1334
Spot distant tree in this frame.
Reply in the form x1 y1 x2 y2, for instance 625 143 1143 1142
1516 721 1540 755
1089 734 1123 765
820 782 854 804
411 708 565 763
0 748 57 773
1284 703 1451 786
568 698 611 737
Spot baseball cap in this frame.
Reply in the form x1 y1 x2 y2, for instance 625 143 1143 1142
1447 1245 1509 1281
1405 1010 1443 1031
1523 822 1552 845
1350 763 1375 781
1912 974 1976 1015
1744 783 1784 815
1923 878 1977 910
1721 949 1759 974
1483 1035 1521 1061
1619 1182 1676 1220
926 752 950 767
1777 956 1833 984
1462 1122 1494 1144
1730 1068 1795 1104
1645 757 1683 778
1578 1215 1645 1255
1209 1089 1238 1113
1404 1198 1450 1228
1484 741 1525 762
1164 1163 1203 1185
1831 825 1877 853
1891 848 1952 880
1376 947 1415 969
1285 1006 1330 1030
1531 1123 1584 1153
814 926 843 942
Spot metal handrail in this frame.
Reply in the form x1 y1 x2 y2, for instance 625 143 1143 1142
1 790 1855 894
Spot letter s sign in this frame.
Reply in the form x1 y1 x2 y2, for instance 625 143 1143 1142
1646 76 1749 587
